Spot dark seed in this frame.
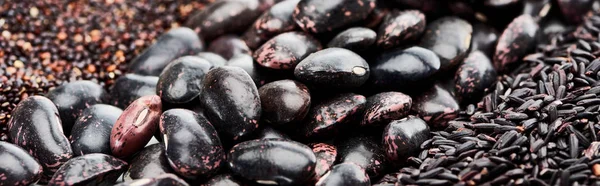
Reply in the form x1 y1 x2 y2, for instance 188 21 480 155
361 92 412 127
493 15 539 71
0 141 42 186
293 0 376 33
109 74 159 109
419 16 472 70
208 35 251 60
294 48 370 89
159 109 225 179
301 93 366 138
123 144 173 181
186 0 263 40
200 66 261 142
70 104 122 156
259 80 311 127
48 153 127 186
116 173 188 186
8 96 73 181
310 143 337 180
156 56 214 104
254 32 321 70
228 139 317 185
243 0 300 49
383 116 431 166
370 46 441 92
454 51 497 104
337 135 387 178
377 10 426 49
412 85 460 128
328 27 377 52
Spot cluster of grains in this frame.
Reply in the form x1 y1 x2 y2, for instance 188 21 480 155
376 12 600 186
0 0 207 141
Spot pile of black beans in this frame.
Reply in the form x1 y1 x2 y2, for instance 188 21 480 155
2 0 600 185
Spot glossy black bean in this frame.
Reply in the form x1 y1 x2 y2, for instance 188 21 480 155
8 96 73 181
494 15 539 71
328 27 377 52
46 80 107 136
197 52 228 67
316 163 370 186
243 0 300 49
293 0 376 33
70 104 122 156
377 10 426 49
48 153 127 186
129 27 204 76
228 139 316 185
159 109 225 179
259 80 311 127
116 174 189 186
157 56 214 104
454 51 497 105
419 16 472 70
186 0 262 41
301 93 366 139
200 66 261 142
383 116 431 166
201 174 244 186
208 35 251 60
0 141 42 186
254 32 321 70
109 74 159 109
361 92 412 127
412 85 460 128
110 95 162 158
123 144 174 181
369 46 441 92
471 23 499 58
294 48 370 89
336 136 387 178
390 0 442 16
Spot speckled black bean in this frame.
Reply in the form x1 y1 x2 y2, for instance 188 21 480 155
369 46 441 92
48 153 127 186
110 95 162 158
208 35 252 60
259 80 311 127
109 74 159 109
377 10 426 49
8 96 73 182
157 56 214 104
493 14 539 71
315 162 370 186
300 93 366 139
328 27 377 52
294 48 370 89
70 104 122 156
336 135 387 178
200 66 261 142
419 16 473 70
471 23 499 58
361 92 412 127
310 143 337 181
454 51 497 105
254 32 321 70
186 0 263 41
243 0 301 49
116 174 189 186
129 27 204 76
123 144 173 181
293 0 376 33
228 139 317 185
412 85 460 128
159 109 225 179
382 116 430 167
0 141 42 186
46 80 107 136
197 52 228 67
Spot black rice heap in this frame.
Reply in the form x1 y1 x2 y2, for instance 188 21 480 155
375 13 600 186
0 0 206 141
